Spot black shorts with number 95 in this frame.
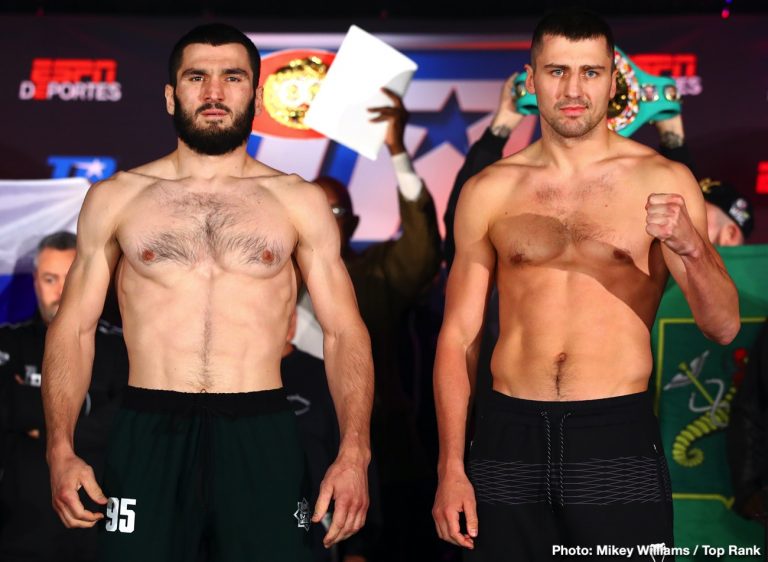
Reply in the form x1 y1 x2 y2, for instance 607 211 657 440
98 386 313 562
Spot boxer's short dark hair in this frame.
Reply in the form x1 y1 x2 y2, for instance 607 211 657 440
531 9 615 66
168 23 261 88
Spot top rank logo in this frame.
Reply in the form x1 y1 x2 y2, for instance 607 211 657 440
19 58 122 102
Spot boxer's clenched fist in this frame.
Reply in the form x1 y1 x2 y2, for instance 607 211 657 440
645 193 702 256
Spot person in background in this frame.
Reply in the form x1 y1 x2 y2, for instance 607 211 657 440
281 308 382 562
443 73 523 271
0 231 128 562
728 321 768 523
303 88 442 561
698 178 754 247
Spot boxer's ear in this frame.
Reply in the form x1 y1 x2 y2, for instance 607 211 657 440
253 85 263 117
524 64 535 94
164 85 175 116
721 223 744 247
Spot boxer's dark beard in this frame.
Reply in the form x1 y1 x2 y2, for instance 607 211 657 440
172 92 255 155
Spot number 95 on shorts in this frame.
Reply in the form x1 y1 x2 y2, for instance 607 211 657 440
105 497 137 534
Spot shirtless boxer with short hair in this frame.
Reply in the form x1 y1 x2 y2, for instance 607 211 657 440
42 23 372 561
432 10 739 560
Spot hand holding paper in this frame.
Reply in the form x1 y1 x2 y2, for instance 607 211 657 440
367 88 408 156
304 25 418 160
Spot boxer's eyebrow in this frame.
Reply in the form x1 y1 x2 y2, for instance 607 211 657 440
181 68 208 78
543 64 607 71
180 68 249 80
222 68 248 77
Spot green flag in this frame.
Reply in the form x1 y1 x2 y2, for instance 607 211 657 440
653 244 768 561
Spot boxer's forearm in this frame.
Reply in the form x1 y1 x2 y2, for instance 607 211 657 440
434 334 475 478
647 188 739 344
679 242 740 344
42 318 95 459
324 325 373 459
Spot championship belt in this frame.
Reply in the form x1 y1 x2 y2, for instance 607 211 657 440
512 47 681 137
263 55 329 130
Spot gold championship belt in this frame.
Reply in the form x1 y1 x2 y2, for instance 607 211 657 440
250 49 335 139
263 56 329 130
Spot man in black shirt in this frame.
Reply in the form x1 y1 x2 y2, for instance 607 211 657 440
0 232 128 562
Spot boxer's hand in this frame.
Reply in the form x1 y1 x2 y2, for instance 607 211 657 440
49 451 107 528
313 450 369 548
432 469 478 549
368 88 408 156
645 193 703 257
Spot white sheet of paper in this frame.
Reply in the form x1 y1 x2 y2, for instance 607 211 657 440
304 25 418 160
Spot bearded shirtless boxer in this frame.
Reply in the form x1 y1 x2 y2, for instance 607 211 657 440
42 24 372 562
432 10 739 561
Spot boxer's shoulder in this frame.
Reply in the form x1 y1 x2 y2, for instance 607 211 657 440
123 155 176 182
95 159 171 199
492 139 545 172
609 135 683 174
80 172 138 210
245 172 329 237
241 157 287 183
600 136 695 197
603 134 659 168
262 172 327 209
77 164 168 236
460 145 547 212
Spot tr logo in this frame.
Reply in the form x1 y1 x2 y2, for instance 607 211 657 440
48 156 116 181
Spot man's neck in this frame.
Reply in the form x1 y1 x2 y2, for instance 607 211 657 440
171 141 251 179
539 120 614 173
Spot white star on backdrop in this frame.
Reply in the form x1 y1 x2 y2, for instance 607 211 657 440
75 158 107 179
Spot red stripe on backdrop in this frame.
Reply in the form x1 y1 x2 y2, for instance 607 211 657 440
756 162 768 194
425 40 530 50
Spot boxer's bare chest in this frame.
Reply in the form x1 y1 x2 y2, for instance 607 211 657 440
118 179 295 277
489 170 651 271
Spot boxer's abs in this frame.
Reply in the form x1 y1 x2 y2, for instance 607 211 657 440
112 180 300 393
490 268 658 402
116 256 296 394
487 207 667 401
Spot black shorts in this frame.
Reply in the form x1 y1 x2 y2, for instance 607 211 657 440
467 391 674 561
99 386 313 562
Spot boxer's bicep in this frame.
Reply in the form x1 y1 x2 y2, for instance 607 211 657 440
291 181 360 336
56 181 121 334
290 179 372 447
437 176 497 401
43 179 123 451
443 176 496 350
677 165 711 245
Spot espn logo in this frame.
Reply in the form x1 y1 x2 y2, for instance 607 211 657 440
19 58 122 102
632 53 702 96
